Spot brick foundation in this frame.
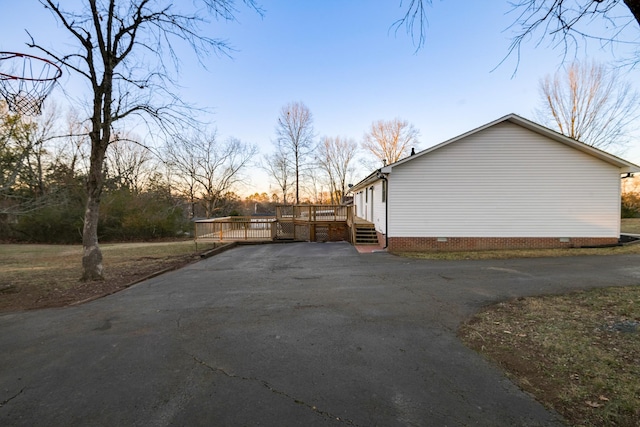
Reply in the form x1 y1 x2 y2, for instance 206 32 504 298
387 236 619 252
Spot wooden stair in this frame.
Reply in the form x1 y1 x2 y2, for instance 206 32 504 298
354 223 379 245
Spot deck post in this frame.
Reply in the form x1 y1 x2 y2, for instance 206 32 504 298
194 205 355 244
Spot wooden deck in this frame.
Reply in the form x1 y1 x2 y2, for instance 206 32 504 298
195 205 359 243
276 205 350 222
352 215 374 225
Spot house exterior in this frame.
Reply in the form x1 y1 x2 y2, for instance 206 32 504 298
350 114 640 252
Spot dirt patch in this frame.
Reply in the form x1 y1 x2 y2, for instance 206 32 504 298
0 242 221 312
0 254 197 312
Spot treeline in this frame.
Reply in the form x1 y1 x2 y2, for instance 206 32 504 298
622 176 640 218
0 105 279 244
1 165 280 244
4 179 278 244
2 98 415 244
5 177 185 244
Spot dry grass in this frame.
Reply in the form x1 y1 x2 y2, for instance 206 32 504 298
0 241 219 311
621 218 640 234
459 287 640 426
398 244 640 261
0 241 211 289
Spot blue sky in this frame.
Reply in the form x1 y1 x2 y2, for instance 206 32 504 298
1 1 639 194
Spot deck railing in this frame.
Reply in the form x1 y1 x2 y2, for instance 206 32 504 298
194 216 276 242
195 205 355 243
276 205 350 222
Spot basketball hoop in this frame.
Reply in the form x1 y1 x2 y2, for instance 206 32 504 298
0 52 62 116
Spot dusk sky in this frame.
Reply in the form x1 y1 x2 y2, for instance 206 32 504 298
1 1 639 194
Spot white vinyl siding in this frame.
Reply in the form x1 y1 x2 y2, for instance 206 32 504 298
372 181 386 234
389 122 621 238
356 191 363 218
353 181 387 234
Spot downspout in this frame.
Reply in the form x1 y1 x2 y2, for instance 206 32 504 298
376 169 388 249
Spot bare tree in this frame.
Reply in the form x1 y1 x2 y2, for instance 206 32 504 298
301 166 326 204
275 101 315 204
393 0 430 50
105 134 153 192
537 60 639 151
20 107 60 198
395 1 640 64
29 0 260 280
263 148 293 205
195 136 256 217
317 136 358 204
165 134 200 219
166 131 257 218
49 109 91 181
508 0 640 65
362 118 419 166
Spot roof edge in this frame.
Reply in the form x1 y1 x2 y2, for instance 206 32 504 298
349 170 382 192
380 113 640 173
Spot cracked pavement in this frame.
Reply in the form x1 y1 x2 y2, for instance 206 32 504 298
2 241 640 426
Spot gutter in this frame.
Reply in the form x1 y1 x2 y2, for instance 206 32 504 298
376 169 389 249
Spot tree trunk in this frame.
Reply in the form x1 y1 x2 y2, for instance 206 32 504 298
624 0 640 26
294 169 298 204
81 38 113 280
81 192 103 281
81 121 108 281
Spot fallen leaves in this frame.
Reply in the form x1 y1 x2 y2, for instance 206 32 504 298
458 286 640 426
502 330 527 337
585 396 610 408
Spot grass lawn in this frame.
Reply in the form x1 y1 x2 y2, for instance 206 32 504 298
0 240 219 311
621 218 640 234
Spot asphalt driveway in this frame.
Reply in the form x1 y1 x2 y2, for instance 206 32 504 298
2 242 640 426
